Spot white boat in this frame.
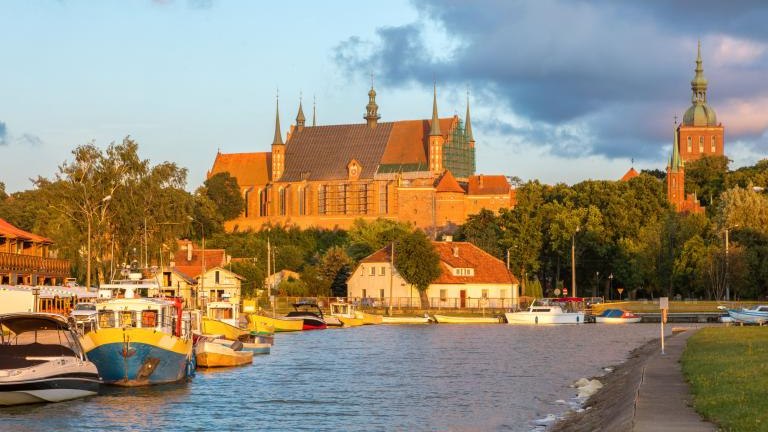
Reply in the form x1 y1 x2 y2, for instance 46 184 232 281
0 313 101 405
594 309 641 324
723 305 768 324
504 299 585 325
206 301 241 327
432 314 501 324
381 315 431 324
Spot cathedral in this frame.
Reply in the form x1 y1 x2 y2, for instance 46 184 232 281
209 85 514 231
667 42 724 213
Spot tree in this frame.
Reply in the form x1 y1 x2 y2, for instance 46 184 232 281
394 230 441 308
454 209 502 257
685 155 729 208
203 172 244 221
319 246 352 297
228 260 265 298
346 218 411 261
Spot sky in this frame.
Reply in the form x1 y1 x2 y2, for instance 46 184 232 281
2 0 767 193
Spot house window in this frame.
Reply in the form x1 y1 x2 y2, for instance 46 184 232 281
215 271 220 284
337 184 347 214
360 265 365 276
699 136 704 153
440 289 447 301
379 266 386 276
379 289 385 299
258 188 268 217
362 289 367 298
711 136 716 152
369 267 375 276
244 189 250 217
687 136 692 152
481 289 489 299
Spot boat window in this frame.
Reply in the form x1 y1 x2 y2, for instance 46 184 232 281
98 311 116 328
74 303 96 311
119 311 136 328
211 308 233 319
141 310 158 328
759 307 768 312
531 308 550 312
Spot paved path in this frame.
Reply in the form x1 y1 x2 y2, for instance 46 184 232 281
633 328 717 432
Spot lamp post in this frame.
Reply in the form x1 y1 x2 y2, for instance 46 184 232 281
571 226 580 298
724 225 739 301
608 273 614 301
594 271 600 298
86 195 112 290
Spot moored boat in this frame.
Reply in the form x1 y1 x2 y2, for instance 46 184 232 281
432 314 501 324
212 339 270 355
381 315 431 324
329 302 365 327
196 339 253 368
354 310 384 325
594 309 641 324
504 298 585 325
0 313 101 406
284 301 327 330
248 314 304 332
81 297 194 386
722 304 768 324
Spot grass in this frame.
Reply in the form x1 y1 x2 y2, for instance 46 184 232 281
682 327 768 432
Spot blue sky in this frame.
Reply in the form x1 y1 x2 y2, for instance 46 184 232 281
2 1 767 192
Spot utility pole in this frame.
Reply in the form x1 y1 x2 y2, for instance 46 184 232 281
571 226 580 297
724 226 738 301
388 243 394 317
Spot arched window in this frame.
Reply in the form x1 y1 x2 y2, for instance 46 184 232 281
699 136 704 153
279 187 286 216
298 187 305 216
687 136 692 152
711 136 716 153
258 188 267 217
243 188 251 217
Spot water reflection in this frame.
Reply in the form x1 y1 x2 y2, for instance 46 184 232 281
1 324 677 431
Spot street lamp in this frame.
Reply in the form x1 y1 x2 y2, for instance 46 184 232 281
608 273 614 301
86 195 112 289
594 271 600 298
571 226 580 298
724 225 739 301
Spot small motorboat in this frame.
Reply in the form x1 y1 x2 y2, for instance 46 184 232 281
196 338 253 368
248 314 304 332
432 314 501 324
354 310 383 325
329 302 365 327
211 339 270 355
381 315 431 324
0 313 101 405
594 309 641 324
721 304 768 324
504 298 585 325
284 301 327 330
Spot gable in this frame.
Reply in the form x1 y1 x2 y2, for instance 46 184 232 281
209 152 271 188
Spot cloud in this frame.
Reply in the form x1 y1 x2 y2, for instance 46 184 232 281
333 0 768 163
15 134 44 147
0 121 6 146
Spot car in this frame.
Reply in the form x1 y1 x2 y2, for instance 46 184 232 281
69 302 98 328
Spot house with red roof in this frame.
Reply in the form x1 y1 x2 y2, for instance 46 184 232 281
209 85 514 231
347 240 519 309
0 218 70 286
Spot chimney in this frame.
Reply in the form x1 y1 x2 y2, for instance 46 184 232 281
479 175 484 188
452 246 459 257
187 241 193 262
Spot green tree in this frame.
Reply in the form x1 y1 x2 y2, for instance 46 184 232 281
319 246 352 297
685 155 729 208
346 218 412 261
454 209 502 257
394 230 441 308
229 260 265 298
203 172 244 221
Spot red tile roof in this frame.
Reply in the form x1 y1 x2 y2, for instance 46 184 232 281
466 175 510 195
434 170 465 193
360 242 518 285
0 218 52 243
173 241 228 278
620 168 639 182
209 152 271 188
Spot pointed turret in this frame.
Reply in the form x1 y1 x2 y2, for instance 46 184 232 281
465 89 474 143
296 96 306 131
271 94 285 181
682 41 717 127
272 97 283 146
430 83 441 136
312 96 317 127
364 77 381 128
691 40 708 104
670 122 683 172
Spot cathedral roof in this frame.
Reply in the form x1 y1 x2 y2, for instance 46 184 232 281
682 104 718 127
620 167 639 182
466 175 510 195
209 152 272 188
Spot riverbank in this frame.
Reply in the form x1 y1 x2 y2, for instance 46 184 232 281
682 327 768 431
551 327 716 432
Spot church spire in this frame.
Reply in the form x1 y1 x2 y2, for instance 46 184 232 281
364 74 381 128
465 88 474 143
272 94 283 146
670 120 683 172
296 93 306 131
312 95 317 127
691 40 708 104
430 82 441 136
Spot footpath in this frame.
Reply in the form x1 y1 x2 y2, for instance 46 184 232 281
632 328 716 432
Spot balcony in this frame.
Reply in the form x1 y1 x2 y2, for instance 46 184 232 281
0 252 70 277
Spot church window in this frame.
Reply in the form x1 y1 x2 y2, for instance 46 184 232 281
687 137 692 152
711 136 716 152
298 187 305 216
243 189 250 218
699 136 704 153
337 184 347 214
258 188 268 217
278 187 286 216
318 185 326 215
379 183 389 214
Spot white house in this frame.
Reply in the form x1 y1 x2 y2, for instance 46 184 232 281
347 240 519 308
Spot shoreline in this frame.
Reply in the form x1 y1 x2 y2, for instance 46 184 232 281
549 336 663 432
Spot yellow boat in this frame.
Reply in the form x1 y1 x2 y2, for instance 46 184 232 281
201 316 248 340
196 340 253 368
355 311 383 325
248 314 304 332
329 302 365 327
246 314 276 336
432 314 501 324
338 315 365 327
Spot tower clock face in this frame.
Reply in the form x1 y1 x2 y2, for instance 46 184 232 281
350 165 358 176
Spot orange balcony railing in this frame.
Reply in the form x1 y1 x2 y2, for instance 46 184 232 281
0 252 70 277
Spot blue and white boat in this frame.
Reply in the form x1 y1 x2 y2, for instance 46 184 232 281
722 305 768 324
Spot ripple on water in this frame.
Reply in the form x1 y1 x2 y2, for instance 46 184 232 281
0 324 672 431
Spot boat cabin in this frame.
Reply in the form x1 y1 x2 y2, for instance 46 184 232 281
95 298 184 337
329 302 355 318
0 313 86 369
286 301 324 319
206 301 239 327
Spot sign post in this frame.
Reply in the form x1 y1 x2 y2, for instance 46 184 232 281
659 297 669 355
617 288 624 301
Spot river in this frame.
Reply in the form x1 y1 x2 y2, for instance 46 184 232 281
1 324 673 431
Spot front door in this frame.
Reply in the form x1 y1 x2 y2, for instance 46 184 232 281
460 290 466 308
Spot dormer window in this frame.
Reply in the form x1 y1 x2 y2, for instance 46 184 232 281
452 268 474 277
347 159 362 181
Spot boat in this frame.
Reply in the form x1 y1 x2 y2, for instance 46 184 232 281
201 316 248 341
504 298 585 325
247 314 304 333
195 338 253 368
721 304 768 324
200 317 271 353
80 296 194 386
206 301 241 327
594 309 641 324
211 339 270 355
284 301 327 330
432 314 501 324
0 313 101 406
381 315 431 324
355 310 383 325
329 302 365 327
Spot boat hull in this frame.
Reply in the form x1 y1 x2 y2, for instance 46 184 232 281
202 317 248 340
196 341 253 368
248 315 304 332
0 374 100 406
300 317 327 330
595 317 641 324
81 328 194 386
354 311 383 325
432 315 501 324
726 309 768 324
504 312 585 325
381 316 431 324
337 316 365 327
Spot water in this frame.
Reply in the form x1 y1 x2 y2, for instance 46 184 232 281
1 324 672 431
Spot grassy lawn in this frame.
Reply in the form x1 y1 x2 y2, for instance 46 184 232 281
682 327 768 432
